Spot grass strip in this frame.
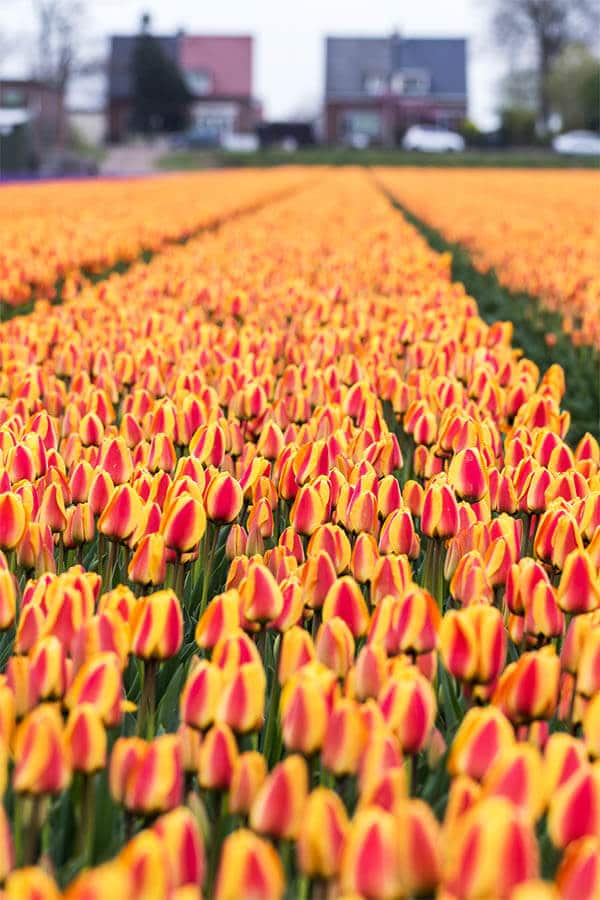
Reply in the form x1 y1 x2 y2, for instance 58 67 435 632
377 181 600 446
158 147 600 171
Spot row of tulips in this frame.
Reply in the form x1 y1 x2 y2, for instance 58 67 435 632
0 167 309 309
375 167 600 350
0 168 598 897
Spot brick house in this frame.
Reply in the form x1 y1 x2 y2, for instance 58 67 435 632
108 33 261 142
324 34 467 146
0 79 65 149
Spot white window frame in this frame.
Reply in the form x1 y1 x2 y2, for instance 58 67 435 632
363 73 388 96
390 69 431 96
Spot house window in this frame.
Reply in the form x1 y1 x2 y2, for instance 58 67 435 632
341 110 382 139
191 101 238 137
185 70 213 96
2 88 25 108
363 73 387 96
390 69 430 96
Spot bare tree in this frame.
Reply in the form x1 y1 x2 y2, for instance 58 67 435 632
31 0 87 144
491 0 600 127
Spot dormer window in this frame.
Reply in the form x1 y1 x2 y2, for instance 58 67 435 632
185 69 213 96
363 73 387 96
390 68 430 96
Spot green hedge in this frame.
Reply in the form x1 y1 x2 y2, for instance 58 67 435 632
157 146 600 171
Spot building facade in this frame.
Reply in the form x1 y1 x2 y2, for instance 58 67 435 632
324 35 467 146
0 79 65 149
108 32 260 143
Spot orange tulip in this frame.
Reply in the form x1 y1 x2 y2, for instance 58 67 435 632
388 584 441 656
98 484 144 543
204 471 243 524
119 829 171 899
160 494 206 554
421 480 459 539
300 550 337 610
277 626 316 684
64 652 125 727
4 867 60 900
195 590 241 650
239 563 283 624
322 698 367 776
197 722 238 790
229 751 268 816
548 766 600 849
443 797 539 898
378 667 436 755
494 647 561 725
315 616 355 679
29 635 68 701
249 754 308 840
296 787 348 879
289 484 326 536
439 605 506 685
62 860 131 899
350 531 380 583
482 743 546 822
213 830 284 900
63 502 95 549
109 737 146 805
123 734 182 815
13 705 71 795
353 642 388 701
280 670 328 755
448 706 515 781
322 576 370 638
556 835 600 900
307 523 351 575
0 570 17 630
340 808 402 899
544 732 588 796
0 492 27 550
64 703 107 774
131 589 183 660
557 549 600 615
97 436 133 485
216 661 266 733
212 629 261 679
448 447 488 502
153 806 206 890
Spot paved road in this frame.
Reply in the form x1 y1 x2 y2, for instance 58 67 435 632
99 139 169 176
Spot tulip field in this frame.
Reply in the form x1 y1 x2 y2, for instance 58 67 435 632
375 168 600 350
0 166 599 899
0 168 308 311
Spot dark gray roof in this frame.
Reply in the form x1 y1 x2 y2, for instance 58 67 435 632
325 35 466 99
325 38 391 98
392 38 466 96
109 35 179 100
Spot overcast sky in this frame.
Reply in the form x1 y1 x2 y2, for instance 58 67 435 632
2 0 508 128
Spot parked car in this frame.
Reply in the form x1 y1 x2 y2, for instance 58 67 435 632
171 127 221 150
552 130 600 157
257 122 316 150
402 124 465 153
221 133 259 153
